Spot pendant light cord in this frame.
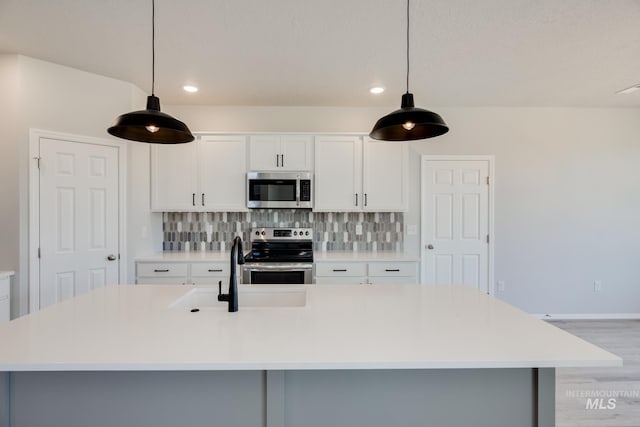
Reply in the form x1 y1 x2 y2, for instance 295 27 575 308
406 0 410 94
151 0 155 95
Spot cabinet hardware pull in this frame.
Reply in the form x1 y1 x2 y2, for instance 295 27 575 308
276 154 279 167
281 154 284 167
354 193 358 206
154 269 170 273
192 193 196 206
208 269 223 272
332 269 348 272
364 193 368 206
385 269 400 272
202 193 205 206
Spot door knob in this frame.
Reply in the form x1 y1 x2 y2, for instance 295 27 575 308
107 254 117 261
426 244 434 250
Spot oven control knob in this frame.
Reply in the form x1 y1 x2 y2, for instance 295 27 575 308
255 231 260 236
305 231 309 236
293 231 298 236
261 231 266 235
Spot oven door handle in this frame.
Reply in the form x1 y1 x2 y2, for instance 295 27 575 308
243 264 312 271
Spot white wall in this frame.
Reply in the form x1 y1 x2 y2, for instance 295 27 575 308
2 55 142 316
0 55 24 316
165 105 640 315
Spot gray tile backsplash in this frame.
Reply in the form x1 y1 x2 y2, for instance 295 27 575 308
162 211 404 252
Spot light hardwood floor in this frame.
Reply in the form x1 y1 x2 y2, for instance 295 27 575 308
550 320 640 427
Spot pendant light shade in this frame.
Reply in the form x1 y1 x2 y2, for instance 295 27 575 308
369 93 448 141
107 0 194 144
108 95 194 144
369 0 448 141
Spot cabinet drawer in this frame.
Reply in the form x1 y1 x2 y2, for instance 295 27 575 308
315 262 366 277
136 263 188 277
368 262 416 277
190 263 229 277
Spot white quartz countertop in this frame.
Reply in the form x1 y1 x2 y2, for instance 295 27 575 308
313 251 419 262
0 284 620 372
136 252 418 262
135 252 230 262
0 271 15 278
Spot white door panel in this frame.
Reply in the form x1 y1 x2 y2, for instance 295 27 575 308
422 159 490 293
39 138 119 308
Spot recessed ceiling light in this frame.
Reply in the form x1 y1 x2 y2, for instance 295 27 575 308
370 86 385 95
616 84 640 95
183 85 199 93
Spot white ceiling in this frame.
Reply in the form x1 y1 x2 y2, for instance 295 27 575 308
1 0 640 108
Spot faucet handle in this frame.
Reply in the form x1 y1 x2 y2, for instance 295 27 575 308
217 280 229 302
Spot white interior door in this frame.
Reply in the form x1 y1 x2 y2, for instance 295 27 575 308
421 157 492 293
38 138 120 309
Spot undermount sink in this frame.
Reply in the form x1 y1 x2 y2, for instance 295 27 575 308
170 286 307 309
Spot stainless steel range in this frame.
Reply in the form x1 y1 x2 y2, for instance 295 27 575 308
242 227 313 285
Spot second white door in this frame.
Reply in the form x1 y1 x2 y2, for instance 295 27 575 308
421 158 491 293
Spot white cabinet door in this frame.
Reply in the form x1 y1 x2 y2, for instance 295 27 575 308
151 143 198 211
362 138 408 211
249 135 313 171
248 135 281 170
199 135 247 211
280 135 313 170
314 136 362 211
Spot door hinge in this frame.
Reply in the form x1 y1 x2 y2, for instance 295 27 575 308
486 176 490 185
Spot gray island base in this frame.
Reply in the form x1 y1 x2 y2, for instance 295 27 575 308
0 284 620 427
3 368 554 427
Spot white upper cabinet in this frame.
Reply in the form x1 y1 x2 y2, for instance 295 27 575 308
249 135 313 171
150 135 247 211
198 135 247 211
314 136 362 211
150 142 198 211
314 136 408 212
362 137 408 211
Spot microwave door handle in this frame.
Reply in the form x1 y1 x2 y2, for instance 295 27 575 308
296 178 300 206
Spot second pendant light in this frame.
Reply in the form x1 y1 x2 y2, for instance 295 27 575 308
370 0 449 141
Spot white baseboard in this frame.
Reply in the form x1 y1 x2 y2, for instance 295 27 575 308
534 313 640 320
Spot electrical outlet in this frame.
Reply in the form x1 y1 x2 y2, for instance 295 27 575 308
593 280 602 292
497 280 505 292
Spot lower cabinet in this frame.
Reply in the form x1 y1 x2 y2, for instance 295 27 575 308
0 275 10 324
136 261 228 285
314 261 418 285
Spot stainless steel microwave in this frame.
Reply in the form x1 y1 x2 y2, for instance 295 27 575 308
247 171 313 209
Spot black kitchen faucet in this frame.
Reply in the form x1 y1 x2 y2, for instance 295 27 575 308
217 236 245 312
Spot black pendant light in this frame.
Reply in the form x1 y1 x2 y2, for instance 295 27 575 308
108 0 194 144
369 0 448 141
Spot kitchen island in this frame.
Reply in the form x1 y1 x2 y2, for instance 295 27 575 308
0 284 620 427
